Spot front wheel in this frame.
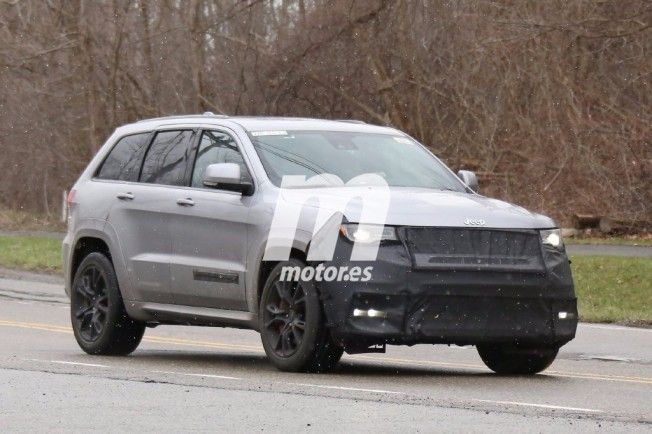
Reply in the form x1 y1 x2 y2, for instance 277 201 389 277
71 252 145 356
477 344 559 375
259 259 343 372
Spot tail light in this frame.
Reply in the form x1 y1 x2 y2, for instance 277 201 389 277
66 189 76 208
65 189 76 221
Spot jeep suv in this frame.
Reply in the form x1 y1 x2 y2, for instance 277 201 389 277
63 114 577 374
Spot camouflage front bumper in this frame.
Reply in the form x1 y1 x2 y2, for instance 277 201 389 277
316 231 578 351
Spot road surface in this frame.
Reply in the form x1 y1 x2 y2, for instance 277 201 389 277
565 244 652 258
0 276 650 432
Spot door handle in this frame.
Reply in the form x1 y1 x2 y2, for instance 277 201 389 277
176 198 195 207
116 192 134 200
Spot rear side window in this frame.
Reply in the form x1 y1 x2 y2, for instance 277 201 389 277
140 130 194 186
96 133 151 181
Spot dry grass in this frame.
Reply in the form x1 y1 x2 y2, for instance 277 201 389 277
0 208 65 232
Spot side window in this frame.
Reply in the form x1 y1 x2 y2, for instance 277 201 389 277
96 133 151 181
191 130 252 188
140 130 194 186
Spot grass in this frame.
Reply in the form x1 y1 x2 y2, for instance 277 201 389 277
0 235 649 324
0 236 62 273
570 255 651 326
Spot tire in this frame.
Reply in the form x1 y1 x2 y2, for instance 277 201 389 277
259 259 343 372
477 344 559 375
70 252 145 356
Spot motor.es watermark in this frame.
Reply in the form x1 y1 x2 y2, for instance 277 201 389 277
265 173 391 283
280 264 373 283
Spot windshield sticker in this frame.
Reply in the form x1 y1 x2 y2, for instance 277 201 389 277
251 130 288 137
393 136 412 144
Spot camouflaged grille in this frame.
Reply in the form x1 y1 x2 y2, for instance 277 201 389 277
403 228 545 272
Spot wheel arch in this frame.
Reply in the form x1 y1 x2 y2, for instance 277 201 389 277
67 224 129 300
256 247 308 310
70 236 112 289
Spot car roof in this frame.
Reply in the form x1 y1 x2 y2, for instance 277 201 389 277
117 114 403 136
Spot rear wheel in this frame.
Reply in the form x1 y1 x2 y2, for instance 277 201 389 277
477 344 558 375
259 259 343 372
71 252 145 355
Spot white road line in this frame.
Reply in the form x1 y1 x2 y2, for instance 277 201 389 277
180 373 241 380
288 382 405 395
579 323 652 333
23 358 109 368
150 370 240 380
472 399 602 413
50 360 109 368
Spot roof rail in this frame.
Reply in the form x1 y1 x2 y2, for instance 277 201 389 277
334 119 366 124
137 113 229 123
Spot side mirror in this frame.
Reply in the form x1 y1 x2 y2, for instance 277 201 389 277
203 163 253 195
457 170 478 191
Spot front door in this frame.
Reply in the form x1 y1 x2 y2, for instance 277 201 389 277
168 129 254 311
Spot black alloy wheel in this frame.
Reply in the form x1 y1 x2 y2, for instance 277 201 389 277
70 252 145 355
72 264 109 342
259 258 343 372
263 280 307 357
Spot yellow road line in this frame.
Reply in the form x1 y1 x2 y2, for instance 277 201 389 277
1 319 651 385
356 354 482 369
0 320 262 352
0 320 72 334
143 335 263 352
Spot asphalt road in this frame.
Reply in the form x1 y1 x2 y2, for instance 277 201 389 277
0 277 650 433
565 244 652 258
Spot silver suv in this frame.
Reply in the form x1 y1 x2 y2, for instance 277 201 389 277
63 114 577 374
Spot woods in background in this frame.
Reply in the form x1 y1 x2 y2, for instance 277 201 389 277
0 0 650 225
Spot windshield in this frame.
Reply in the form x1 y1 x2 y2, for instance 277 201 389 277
250 130 466 191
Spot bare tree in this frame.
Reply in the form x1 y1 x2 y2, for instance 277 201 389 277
0 0 649 225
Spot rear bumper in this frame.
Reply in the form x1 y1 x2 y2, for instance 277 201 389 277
317 236 578 350
62 232 73 298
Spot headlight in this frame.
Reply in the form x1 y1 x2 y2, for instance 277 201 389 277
540 228 563 249
340 224 397 243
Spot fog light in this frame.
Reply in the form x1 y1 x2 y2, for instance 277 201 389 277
353 308 386 318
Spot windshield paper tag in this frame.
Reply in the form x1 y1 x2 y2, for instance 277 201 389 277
251 130 288 137
393 136 412 144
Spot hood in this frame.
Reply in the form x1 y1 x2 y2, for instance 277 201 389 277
277 186 555 229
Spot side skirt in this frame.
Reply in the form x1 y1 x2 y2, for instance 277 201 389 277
126 301 258 330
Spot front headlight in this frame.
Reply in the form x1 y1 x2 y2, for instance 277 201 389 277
540 228 564 249
340 224 397 243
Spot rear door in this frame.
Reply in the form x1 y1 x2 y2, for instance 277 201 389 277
105 129 197 304
167 129 254 311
